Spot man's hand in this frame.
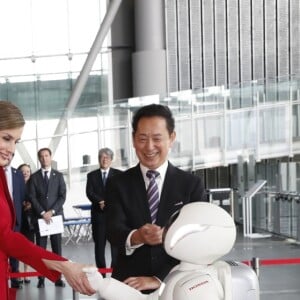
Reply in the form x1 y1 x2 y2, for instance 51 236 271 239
131 224 163 246
23 201 32 211
43 210 53 224
124 276 161 291
98 200 105 210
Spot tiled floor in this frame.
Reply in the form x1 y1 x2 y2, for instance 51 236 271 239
15 227 300 300
225 229 300 300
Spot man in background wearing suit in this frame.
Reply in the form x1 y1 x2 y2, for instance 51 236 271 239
106 104 206 293
28 147 66 288
4 159 26 289
86 148 122 272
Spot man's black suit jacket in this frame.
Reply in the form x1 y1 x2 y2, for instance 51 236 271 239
11 167 26 231
86 167 122 222
106 162 206 282
28 169 66 223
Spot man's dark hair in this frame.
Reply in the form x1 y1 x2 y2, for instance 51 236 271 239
132 104 175 135
38 147 52 158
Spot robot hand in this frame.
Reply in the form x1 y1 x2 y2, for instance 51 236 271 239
83 267 152 300
83 266 103 291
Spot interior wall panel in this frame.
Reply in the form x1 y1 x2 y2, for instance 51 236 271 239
277 0 289 77
252 0 265 80
239 0 252 83
165 0 179 92
227 0 240 86
264 0 277 79
290 0 300 76
214 0 227 86
165 0 300 93
177 0 191 90
190 0 203 88
202 0 215 87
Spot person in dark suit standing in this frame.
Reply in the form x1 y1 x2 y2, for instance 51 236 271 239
18 163 35 284
28 147 66 288
86 148 122 271
4 162 26 289
106 104 207 293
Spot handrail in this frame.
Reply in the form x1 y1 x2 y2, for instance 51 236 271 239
243 180 269 237
244 180 267 198
207 188 235 219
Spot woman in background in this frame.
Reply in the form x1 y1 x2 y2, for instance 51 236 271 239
18 163 34 284
0 101 95 300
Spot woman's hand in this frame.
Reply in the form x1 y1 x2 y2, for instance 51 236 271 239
43 260 96 295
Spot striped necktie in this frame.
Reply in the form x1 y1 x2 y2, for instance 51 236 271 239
146 170 160 223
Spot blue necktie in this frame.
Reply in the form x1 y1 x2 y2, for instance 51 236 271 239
102 171 107 186
146 170 160 223
44 170 49 194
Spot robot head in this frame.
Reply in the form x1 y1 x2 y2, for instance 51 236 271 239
163 202 236 265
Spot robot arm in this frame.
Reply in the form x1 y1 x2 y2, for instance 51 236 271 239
84 267 158 300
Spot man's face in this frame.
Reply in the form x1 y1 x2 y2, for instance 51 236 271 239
99 153 112 170
38 150 52 169
133 116 176 170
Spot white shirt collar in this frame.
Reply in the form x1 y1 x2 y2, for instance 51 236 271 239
4 165 11 173
101 168 110 174
3 165 13 198
42 168 51 176
140 160 168 184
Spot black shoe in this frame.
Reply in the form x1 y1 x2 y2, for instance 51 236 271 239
23 278 31 284
55 279 65 287
37 278 45 288
11 281 22 289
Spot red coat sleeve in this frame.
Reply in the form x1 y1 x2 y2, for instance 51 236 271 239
0 168 67 282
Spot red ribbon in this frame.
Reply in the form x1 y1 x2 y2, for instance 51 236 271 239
242 257 300 266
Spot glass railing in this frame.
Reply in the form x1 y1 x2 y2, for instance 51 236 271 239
7 75 300 216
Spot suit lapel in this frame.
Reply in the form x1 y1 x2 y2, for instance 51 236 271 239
48 169 57 193
106 168 116 180
132 165 151 222
48 170 52 193
156 163 177 225
39 169 47 196
98 169 105 187
107 168 115 180
12 168 17 200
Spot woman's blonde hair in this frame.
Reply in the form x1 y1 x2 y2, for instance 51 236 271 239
0 101 25 130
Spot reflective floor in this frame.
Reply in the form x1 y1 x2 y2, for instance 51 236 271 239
15 227 300 300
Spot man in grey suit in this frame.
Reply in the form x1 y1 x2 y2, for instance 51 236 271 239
86 148 122 271
106 104 207 294
28 147 66 288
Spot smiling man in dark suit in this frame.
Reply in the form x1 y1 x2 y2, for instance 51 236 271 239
28 147 66 288
106 104 206 293
86 148 122 271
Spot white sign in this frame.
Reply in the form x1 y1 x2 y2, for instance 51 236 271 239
38 215 64 236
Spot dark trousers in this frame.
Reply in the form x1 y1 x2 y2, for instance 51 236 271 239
9 257 19 284
92 219 117 269
36 230 62 280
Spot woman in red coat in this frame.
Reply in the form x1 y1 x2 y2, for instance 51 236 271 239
0 101 95 300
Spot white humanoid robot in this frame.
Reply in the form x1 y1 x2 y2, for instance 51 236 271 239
84 202 259 300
